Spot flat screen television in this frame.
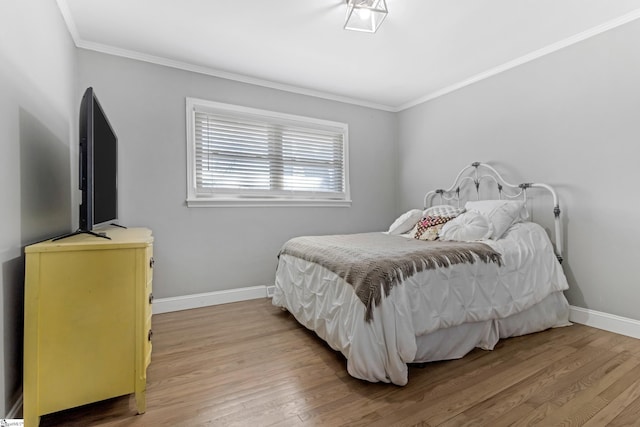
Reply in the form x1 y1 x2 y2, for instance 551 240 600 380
55 87 119 241
79 86 118 233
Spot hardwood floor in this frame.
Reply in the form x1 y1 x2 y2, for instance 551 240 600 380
40 298 640 426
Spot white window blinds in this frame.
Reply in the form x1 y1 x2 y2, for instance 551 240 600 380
187 99 350 207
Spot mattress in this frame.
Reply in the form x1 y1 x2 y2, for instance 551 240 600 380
272 221 570 385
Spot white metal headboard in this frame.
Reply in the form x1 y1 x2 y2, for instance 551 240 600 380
423 162 563 263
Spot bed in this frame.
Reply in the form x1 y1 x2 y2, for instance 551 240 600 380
272 162 570 385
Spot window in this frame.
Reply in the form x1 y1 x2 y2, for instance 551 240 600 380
186 98 350 207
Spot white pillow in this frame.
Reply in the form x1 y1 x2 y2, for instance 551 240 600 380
388 209 423 235
464 200 528 240
439 211 494 241
423 205 466 218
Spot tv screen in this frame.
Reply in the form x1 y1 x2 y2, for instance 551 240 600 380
79 87 118 231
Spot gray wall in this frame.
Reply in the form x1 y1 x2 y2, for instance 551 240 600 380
5 4 640 416
398 19 640 321
0 1 76 415
78 50 399 299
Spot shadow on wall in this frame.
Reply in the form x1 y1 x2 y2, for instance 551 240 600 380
559 212 587 309
2 256 24 412
19 107 72 243
1 107 72 412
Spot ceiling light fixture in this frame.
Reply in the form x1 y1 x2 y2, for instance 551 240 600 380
344 0 388 33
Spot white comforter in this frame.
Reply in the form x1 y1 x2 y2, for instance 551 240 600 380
272 221 569 385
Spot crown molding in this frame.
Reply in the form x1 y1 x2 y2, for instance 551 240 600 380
398 7 640 111
78 40 396 112
55 0 80 43
56 1 395 111
56 1 640 113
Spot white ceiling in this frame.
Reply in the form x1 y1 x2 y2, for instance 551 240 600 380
57 0 640 111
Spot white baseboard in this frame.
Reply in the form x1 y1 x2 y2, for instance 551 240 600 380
152 285 268 314
569 305 640 340
8 300 636 420
6 289 269 419
153 290 640 341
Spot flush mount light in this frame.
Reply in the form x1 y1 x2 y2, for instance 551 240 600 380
344 0 388 33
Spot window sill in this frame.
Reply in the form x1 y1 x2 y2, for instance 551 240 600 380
186 197 352 208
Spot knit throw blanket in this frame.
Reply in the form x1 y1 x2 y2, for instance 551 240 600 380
279 232 503 322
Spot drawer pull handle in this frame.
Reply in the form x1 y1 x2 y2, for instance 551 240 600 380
148 293 154 304
148 329 153 342
149 257 155 268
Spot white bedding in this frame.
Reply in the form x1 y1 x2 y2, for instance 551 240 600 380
272 221 570 385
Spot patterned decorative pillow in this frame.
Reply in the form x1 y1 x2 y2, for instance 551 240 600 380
423 205 466 218
410 215 456 241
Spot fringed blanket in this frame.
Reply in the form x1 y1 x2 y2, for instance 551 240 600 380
279 233 503 322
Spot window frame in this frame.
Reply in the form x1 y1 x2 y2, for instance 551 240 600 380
186 98 351 207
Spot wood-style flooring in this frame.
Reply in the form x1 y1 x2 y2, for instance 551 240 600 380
40 298 640 426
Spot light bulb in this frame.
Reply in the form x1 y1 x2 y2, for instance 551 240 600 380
356 8 371 20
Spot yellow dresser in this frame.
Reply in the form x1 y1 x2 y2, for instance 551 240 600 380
23 227 154 427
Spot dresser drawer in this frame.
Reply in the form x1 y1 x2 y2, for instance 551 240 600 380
146 246 154 283
24 227 154 426
145 318 153 370
145 330 153 370
146 281 153 316
144 245 153 370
